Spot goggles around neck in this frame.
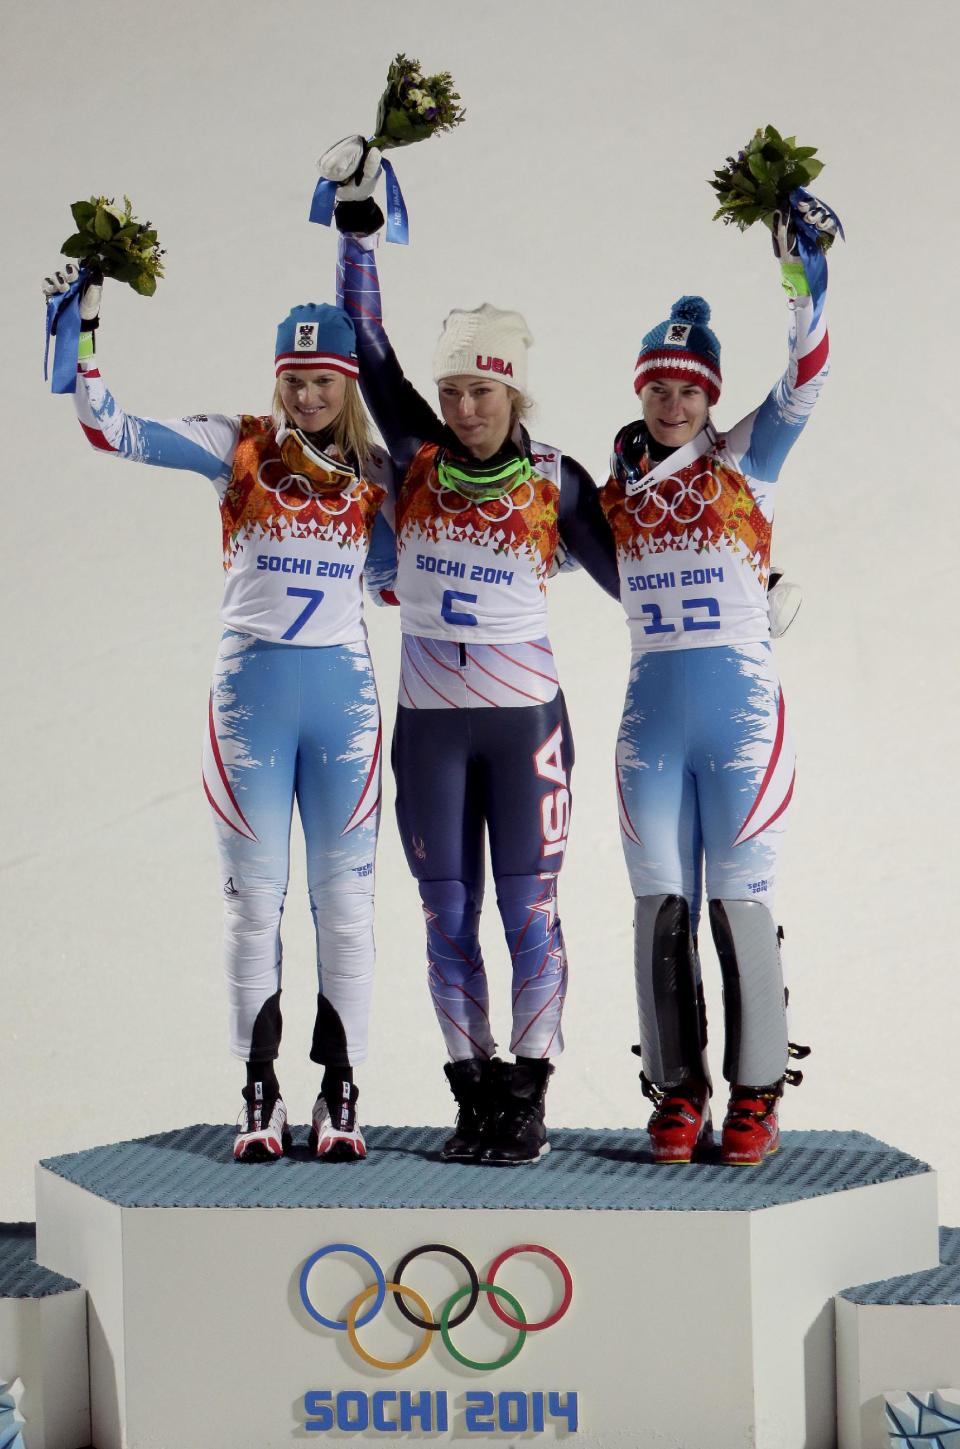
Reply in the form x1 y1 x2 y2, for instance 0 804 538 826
609 419 649 491
278 423 358 481
436 449 532 503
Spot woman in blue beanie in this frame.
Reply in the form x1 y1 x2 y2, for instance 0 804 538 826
599 200 837 1165
43 264 396 1163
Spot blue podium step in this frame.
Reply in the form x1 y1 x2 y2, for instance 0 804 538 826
0 1223 79 1300
841 1226 960 1306
38 1123 928 1212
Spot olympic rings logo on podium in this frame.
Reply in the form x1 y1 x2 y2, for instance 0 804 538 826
298 1241 573 1372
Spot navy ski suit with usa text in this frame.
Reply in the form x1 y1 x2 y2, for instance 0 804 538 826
338 230 619 1061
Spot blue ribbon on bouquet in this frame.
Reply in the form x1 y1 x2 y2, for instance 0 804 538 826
789 188 844 328
43 266 89 394
309 155 409 245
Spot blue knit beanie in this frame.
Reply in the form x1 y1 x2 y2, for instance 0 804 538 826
275 304 358 378
634 296 721 404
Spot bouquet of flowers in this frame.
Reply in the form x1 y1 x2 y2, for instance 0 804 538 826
709 127 836 251
59 196 165 295
369 52 465 151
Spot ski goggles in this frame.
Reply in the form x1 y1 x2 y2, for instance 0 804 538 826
609 419 648 491
282 425 358 482
436 450 532 503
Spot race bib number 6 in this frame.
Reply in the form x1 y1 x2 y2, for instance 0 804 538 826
441 588 479 627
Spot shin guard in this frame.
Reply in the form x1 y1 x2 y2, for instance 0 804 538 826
709 899 788 1087
633 894 703 1088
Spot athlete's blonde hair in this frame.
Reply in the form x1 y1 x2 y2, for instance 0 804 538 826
272 376 374 469
509 387 534 427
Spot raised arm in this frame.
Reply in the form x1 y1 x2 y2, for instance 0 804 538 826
46 265 239 491
75 359 239 489
335 228 443 471
725 199 836 484
557 455 620 598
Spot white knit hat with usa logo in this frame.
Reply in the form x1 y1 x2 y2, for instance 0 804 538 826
634 295 722 404
275 303 359 379
432 303 533 397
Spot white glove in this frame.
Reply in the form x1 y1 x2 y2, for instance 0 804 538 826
317 135 383 202
767 571 802 638
42 261 102 321
772 194 839 261
795 194 839 240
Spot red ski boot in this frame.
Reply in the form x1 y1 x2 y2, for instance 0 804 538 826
720 1083 783 1165
642 1076 713 1164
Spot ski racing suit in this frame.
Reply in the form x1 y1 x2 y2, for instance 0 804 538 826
73 346 395 1074
337 231 619 1062
598 259 829 1092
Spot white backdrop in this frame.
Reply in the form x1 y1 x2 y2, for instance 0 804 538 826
3 0 958 1224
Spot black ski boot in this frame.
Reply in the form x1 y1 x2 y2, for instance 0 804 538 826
441 1057 498 1162
481 1058 554 1165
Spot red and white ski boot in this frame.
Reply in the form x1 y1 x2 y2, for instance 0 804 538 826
643 1077 713 1164
720 1083 783 1165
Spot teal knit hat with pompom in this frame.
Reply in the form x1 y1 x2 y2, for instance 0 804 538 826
633 296 722 404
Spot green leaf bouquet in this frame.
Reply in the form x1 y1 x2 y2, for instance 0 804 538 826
369 53 465 151
709 127 836 250
60 197 165 296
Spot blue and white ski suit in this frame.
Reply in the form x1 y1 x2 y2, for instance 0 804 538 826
73 352 395 1070
599 258 829 1089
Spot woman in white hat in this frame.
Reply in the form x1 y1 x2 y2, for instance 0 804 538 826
319 137 620 1166
599 199 837 1165
43 265 395 1164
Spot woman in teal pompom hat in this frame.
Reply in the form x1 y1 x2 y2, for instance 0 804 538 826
599 203 836 1167
633 295 722 409
43 259 399 1166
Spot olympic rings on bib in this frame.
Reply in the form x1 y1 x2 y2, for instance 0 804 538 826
257 458 359 515
428 474 471 515
298 1240 572 1368
625 467 723 530
475 479 535 523
427 473 535 523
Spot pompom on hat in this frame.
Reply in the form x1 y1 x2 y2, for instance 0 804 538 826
275 303 358 379
634 296 722 405
432 303 533 397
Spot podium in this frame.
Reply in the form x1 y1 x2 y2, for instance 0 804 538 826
24 1125 938 1449
0 1222 89 1449
837 1226 960 1448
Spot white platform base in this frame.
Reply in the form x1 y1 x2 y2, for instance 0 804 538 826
36 1165 939 1449
0 1288 89 1449
837 1299 960 1447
